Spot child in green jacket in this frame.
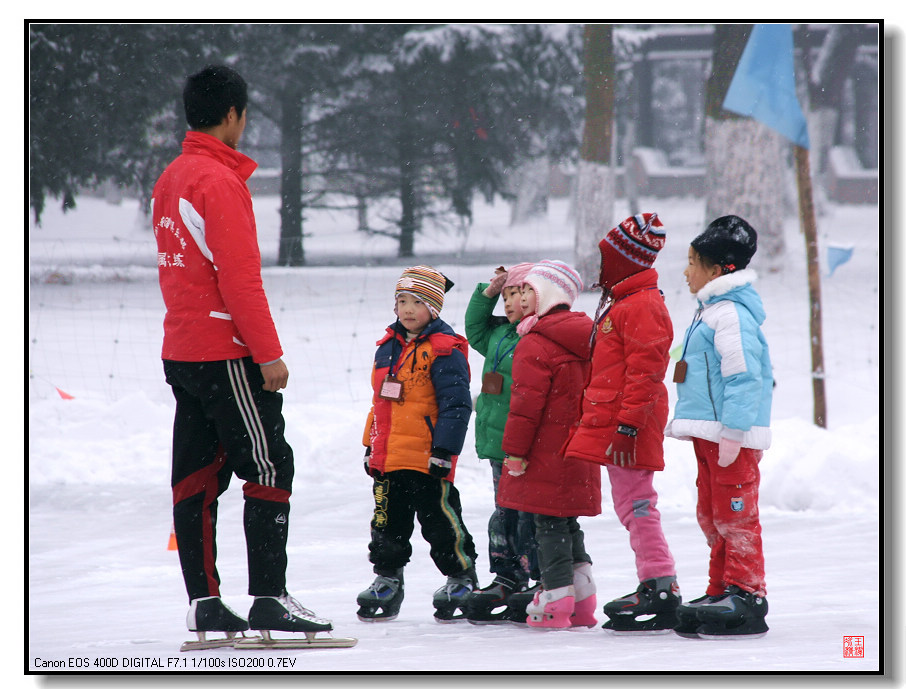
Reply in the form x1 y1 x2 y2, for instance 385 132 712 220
462 263 539 624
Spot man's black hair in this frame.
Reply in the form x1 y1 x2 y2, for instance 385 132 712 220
183 65 248 130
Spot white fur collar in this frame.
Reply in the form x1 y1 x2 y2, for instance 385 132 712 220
695 268 758 302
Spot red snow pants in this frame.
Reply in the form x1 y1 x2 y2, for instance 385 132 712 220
692 437 766 597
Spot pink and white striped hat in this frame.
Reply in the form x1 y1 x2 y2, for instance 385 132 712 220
523 259 583 317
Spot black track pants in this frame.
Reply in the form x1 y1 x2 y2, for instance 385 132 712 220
367 469 477 577
164 357 294 601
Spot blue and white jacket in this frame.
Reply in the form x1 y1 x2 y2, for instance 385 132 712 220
666 269 772 449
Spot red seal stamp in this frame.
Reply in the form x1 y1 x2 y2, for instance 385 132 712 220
843 636 864 658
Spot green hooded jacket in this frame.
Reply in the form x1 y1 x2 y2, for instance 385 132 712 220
464 283 521 462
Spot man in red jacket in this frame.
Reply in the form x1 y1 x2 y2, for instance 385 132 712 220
153 65 332 646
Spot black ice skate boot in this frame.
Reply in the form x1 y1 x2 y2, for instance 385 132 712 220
673 593 721 638
602 576 681 634
432 567 477 623
248 591 333 639
356 570 405 622
464 575 525 625
694 585 769 639
500 582 542 624
182 596 252 650
187 596 250 634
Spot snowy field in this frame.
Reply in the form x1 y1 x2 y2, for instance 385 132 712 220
25 190 884 679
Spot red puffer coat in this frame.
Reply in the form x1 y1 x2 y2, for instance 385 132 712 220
498 308 601 517
563 269 672 470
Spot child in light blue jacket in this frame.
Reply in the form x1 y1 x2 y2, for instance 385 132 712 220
666 215 772 639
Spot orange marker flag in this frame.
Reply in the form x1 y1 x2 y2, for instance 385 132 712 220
56 387 75 400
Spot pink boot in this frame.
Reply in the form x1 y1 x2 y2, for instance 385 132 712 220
526 585 575 629
571 562 597 628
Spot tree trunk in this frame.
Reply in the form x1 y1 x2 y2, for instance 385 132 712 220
509 157 550 226
806 24 862 176
278 84 305 267
574 24 615 287
705 24 786 272
704 118 787 272
398 162 417 258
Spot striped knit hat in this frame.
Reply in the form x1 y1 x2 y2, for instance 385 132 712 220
598 212 666 289
395 265 453 319
523 259 583 317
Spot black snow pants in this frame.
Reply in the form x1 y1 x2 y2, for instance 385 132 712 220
367 469 477 578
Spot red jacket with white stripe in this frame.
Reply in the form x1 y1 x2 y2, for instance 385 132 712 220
152 131 282 364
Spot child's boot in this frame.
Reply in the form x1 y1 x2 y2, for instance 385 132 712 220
432 566 477 623
464 575 525 625
526 584 575 629
602 575 681 634
694 585 769 639
570 562 597 628
356 569 405 622
501 582 541 625
674 593 721 637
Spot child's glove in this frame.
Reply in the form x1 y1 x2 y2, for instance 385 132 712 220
606 425 637 467
429 455 453 478
363 446 377 477
504 455 527 476
483 268 508 298
718 437 743 467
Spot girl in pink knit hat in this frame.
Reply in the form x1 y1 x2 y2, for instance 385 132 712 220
462 264 540 624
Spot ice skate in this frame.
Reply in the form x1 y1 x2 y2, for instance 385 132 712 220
602 576 681 634
432 567 477 622
694 585 769 639
181 596 255 651
673 593 720 638
500 582 541 624
526 584 575 629
235 592 355 649
570 562 597 628
356 572 404 622
464 575 525 625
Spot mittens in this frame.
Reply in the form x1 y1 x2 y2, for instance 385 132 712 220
606 425 637 467
718 437 743 467
483 270 508 298
504 455 527 476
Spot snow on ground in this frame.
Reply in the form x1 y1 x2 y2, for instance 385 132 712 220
25 191 883 679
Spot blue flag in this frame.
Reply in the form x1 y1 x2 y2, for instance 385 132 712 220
827 244 854 276
723 24 810 149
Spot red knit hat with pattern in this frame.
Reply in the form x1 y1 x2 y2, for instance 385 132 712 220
598 212 666 289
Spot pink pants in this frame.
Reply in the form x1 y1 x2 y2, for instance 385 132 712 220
692 438 766 597
607 465 675 581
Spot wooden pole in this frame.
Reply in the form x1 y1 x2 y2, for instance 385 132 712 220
793 144 827 428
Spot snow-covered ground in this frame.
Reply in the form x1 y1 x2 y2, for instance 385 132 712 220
25 190 882 677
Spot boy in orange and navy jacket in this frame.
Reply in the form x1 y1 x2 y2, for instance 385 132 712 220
356 266 478 623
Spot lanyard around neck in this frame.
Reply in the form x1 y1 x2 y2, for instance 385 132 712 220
491 331 518 372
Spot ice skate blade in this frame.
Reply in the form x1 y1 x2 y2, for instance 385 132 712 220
603 627 675 636
234 631 357 649
357 613 399 623
180 631 255 652
698 631 767 641
673 630 702 639
466 617 511 626
434 613 469 624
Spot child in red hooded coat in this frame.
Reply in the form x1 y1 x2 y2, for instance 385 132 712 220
563 213 682 634
498 260 601 629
